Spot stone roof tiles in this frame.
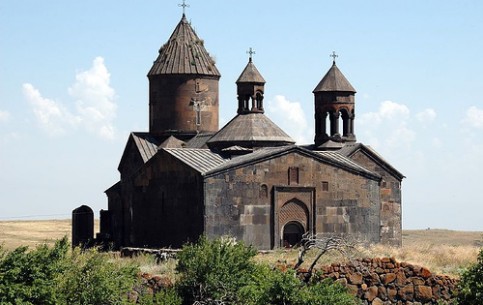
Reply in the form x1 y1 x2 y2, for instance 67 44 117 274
236 59 266 84
207 113 295 148
162 148 227 174
131 132 161 163
148 15 220 77
313 62 356 93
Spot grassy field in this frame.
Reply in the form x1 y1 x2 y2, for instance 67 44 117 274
0 219 98 250
1 220 481 277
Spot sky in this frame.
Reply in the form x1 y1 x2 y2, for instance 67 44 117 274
1 1 482 231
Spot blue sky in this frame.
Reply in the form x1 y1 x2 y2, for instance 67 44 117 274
1 1 482 230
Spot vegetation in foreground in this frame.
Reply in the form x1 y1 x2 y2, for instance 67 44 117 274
0 237 359 305
1 233 482 304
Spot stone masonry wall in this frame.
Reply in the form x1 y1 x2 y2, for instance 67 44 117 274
310 257 457 305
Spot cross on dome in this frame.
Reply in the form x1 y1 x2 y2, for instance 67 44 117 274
330 51 338 64
247 47 256 62
178 0 190 15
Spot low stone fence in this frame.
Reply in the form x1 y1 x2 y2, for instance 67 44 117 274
309 257 458 305
131 254 458 305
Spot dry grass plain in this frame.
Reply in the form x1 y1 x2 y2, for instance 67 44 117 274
0 220 481 277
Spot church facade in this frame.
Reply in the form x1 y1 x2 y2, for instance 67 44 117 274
95 13 404 250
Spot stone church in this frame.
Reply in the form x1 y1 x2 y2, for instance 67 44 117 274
92 12 404 250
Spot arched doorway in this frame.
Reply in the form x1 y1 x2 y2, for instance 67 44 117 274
282 221 304 248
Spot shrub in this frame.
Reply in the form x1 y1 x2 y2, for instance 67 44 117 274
240 265 359 305
176 236 257 305
456 247 483 305
57 247 139 305
138 288 182 305
0 237 69 305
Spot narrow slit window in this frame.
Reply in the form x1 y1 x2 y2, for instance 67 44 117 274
288 167 299 185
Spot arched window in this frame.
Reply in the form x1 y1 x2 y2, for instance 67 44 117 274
259 184 268 198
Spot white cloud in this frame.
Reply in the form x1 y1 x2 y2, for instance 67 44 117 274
462 106 483 129
358 100 415 151
266 95 313 144
416 108 436 124
359 100 410 127
385 122 415 150
0 110 10 123
24 57 117 139
69 57 117 139
23 83 75 136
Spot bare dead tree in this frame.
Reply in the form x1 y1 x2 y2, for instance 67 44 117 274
294 233 357 282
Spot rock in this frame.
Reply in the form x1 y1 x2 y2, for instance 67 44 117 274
335 277 348 286
372 297 384 305
398 284 414 301
378 286 387 300
420 267 432 279
364 286 378 301
396 270 407 286
414 285 433 301
346 284 359 296
409 276 425 286
381 273 396 284
349 272 363 285
387 287 398 301
368 272 381 285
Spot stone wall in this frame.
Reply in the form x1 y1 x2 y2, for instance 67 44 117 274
311 257 457 305
204 150 382 250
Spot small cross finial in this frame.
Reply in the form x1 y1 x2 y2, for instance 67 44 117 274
330 51 338 64
178 0 190 15
247 47 255 62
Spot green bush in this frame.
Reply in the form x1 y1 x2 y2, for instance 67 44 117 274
0 238 141 305
138 288 183 305
0 237 69 305
0 236 360 305
56 248 139 305
176 236 358 305
240 265 359 305
457 248 483 305
176 236 258 305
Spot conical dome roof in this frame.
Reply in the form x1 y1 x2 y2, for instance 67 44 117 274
207 113 294 149
148 15 220 77
313 62 356 93
236 59 266 84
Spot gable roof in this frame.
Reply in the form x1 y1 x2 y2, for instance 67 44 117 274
207 113 295 148
162 148 227 174
117 132 162 177
161 145 380 180
313 62 356 93
337 143 405 180
158 135 185 148
148 14 220 77
184 132 215 148
207 145 379 179
131 132 161 162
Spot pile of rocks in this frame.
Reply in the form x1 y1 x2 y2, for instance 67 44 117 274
311 257 458 305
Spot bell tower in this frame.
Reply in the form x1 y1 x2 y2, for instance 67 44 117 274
313 52 356 147
147 13 221 139
236 48 266 114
